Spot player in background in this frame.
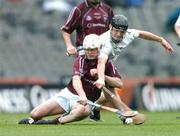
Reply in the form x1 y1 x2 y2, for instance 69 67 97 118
61 0 114 56
174 14 180 38
95 14 174 89
18 34 140 125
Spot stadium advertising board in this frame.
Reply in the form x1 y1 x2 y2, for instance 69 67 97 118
0 84 61 113
135 83 180 111
1 77 180 113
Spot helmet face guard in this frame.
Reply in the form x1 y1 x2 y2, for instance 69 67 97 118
111 15 128 32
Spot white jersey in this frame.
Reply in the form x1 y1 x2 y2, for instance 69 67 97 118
175 15 180 27
98 29 139 61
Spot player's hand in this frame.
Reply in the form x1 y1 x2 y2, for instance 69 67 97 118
90 69 97 77
66 46 77 56
94 79 105 89
77 99 88 106
161 39 174 53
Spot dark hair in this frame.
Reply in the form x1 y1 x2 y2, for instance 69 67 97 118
111 15 128 31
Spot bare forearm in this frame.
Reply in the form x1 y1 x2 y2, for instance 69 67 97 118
62 31 77 55
137 30 174 52
62 31 73 48
72 76 87 99
138 30 163 42
105 76 123 88
97 58 106 81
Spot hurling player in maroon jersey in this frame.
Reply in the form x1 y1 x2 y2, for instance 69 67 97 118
61 0 114 56
18 34 135 125
61 0 114 121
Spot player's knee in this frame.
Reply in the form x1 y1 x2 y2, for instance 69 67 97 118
30 110 36 119
30 109 40 120
77 105 91 117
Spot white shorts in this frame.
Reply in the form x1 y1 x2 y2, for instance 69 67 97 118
52 88 94 113
52 88 79 113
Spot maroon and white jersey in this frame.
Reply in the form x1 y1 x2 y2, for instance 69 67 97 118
61 0 113 47
67 55 121 102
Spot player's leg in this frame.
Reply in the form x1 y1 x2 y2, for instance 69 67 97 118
18 88 70 124
103 87 146 125
95 91 108 104
30 99 65 121
32 88 91 125
90 79 123 121
90 87 129 121
57 103 91 124
18 99 65 124
103 87 131 112
35 101 91 125
89 91 107 121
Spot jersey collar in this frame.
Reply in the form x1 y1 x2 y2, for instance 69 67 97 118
85 0 103 8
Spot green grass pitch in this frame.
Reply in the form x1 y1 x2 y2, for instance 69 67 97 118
0 111 180 136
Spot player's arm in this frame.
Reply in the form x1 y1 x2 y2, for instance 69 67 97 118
91 67 122 88
72 57 88 103
105 75 123 88
174 16 180 38
96 59 123 89
95 57 107 89
91 68 123 88
135 29 174 53
62 31 77 55
61 7 81 55
104 60 123 88
72 75 87 101
95 42 112 89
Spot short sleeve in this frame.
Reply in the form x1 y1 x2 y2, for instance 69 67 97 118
98 33 112 60
128 29 139 38
98 43 111 60
61 7 81 34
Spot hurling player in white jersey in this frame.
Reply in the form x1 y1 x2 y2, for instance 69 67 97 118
95 14 174 89
174 15 180 38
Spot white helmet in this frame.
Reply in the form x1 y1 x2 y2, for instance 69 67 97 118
83 34 100 50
